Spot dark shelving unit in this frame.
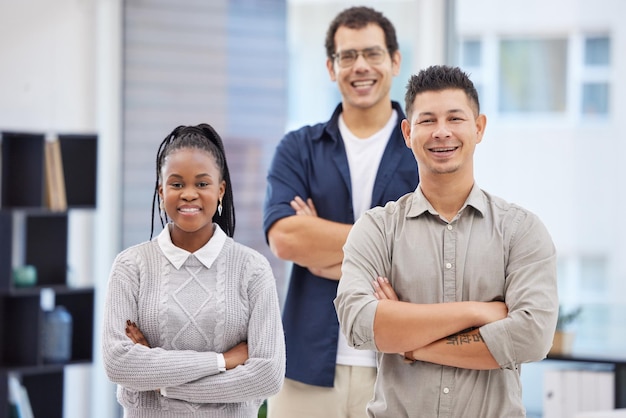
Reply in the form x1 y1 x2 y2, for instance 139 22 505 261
0 131 97 418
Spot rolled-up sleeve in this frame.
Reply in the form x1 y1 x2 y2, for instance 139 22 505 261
335 210 390 351
479 209 559 369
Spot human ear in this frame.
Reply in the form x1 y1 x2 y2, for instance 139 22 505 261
219 180 226 201
475 114 487 144
401 118 412 148
326 58 337 82
391 50 402 76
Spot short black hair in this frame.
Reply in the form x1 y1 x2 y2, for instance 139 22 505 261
324 6 399 59
404 65 480 118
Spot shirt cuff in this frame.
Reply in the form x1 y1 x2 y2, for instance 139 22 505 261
160 387 168 397
217 353 226 372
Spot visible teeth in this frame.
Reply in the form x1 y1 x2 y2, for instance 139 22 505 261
433 148 455 152
353 80 374 87
179 208 200 213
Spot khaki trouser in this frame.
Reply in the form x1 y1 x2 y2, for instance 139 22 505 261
267 364 376 418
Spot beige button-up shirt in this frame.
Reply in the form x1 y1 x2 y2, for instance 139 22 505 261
335 184 558 418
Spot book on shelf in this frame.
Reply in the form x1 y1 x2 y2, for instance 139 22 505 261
44 137 67 211
8 373 34 418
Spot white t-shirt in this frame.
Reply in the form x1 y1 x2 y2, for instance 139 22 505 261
336 109 398 367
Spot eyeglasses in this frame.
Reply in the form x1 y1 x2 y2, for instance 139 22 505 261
332 47 387 68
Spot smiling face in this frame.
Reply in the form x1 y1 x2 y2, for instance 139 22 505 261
158 147 225 250
327 23 400 113
401 88 486 181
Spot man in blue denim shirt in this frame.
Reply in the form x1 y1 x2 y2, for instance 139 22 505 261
263 6 418 418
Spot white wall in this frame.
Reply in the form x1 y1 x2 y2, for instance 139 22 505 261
0 1 123 417
0 1 96 132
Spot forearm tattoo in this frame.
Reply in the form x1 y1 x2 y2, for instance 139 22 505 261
446 330 484 346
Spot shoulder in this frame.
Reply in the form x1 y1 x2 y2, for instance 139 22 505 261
370 192 415 218
281 121 329 145
113 239 159 266
109 240 162 285
479 189 550 237
222 238 272 270
480 189 536 219
353 192 415 233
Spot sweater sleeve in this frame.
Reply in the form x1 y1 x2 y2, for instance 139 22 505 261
162 252 286 403
101 246 221 392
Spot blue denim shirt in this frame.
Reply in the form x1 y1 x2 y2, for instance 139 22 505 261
263 101 419 387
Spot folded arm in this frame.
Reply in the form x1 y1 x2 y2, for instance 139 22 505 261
409 328 499 369
373 277 502 369
268 196 351 280
126 321 249 370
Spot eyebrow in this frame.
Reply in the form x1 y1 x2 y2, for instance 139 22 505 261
417 109 467 117
166 173 212 179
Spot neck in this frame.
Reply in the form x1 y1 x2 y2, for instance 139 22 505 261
341 100 393 138
169 224 213 253
420 174 475 222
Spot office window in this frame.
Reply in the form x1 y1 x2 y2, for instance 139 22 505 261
582 82 609 115
461 39 481 67
498 39 567 113
581 35 610 116
459 39 483 109
584 36 610 65
580 255 607 293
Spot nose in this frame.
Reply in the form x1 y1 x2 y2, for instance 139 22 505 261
432 122 451 139
181 186 198 201
353 52 369 70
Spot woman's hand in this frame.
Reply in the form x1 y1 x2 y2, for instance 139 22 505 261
224 341 249 370
126 320 150 347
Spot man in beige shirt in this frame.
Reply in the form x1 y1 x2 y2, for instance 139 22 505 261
335 65 558 417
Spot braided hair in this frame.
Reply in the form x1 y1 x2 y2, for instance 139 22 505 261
150 123 236 239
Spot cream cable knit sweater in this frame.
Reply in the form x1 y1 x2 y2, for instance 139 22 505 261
102 227 285 417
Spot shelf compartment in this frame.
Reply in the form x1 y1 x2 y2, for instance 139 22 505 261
0 132 46 209
0 295 40 368
0 287 94 369
58 134 98 208
25 214 68 287
22 371 64 418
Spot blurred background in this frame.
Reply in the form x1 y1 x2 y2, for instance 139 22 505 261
1 0 624 416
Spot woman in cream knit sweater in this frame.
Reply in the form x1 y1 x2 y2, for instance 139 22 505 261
102 124 285 417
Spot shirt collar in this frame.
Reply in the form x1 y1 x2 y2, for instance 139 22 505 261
157 223 227 270
407 183 486 219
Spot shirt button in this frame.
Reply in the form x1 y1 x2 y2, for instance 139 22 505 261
445 263 452 269
443 387 450 394
447 224 453 230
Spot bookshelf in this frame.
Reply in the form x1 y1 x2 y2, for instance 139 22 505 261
0 131 97 418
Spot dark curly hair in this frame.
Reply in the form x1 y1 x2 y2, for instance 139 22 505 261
150 123 235 239
324 6 399 59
